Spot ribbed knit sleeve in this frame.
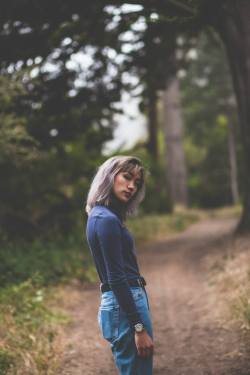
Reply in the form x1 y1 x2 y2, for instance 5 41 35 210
95 215 142 327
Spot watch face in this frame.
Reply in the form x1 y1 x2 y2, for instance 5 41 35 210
135 323 144 332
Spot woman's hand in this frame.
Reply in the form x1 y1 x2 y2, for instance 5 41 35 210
134 330 154 358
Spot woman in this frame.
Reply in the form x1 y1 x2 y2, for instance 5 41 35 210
85 155 154 375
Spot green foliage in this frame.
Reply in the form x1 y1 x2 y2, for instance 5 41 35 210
0 2 124 240
0 221 95 288
0 75 39 164
141 161 172 214
0 350 15 374
0 69 113 240
141 156 172 214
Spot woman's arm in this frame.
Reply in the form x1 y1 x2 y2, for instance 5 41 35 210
96 215 154 357
96 215 142 327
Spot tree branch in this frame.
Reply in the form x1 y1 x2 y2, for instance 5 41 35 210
166 0 196 15
106 0 196 16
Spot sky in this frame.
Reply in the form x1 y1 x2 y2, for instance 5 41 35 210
102 4 148 155
102 91 148 156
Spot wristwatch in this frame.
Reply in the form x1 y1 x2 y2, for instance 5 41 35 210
134 323 144 333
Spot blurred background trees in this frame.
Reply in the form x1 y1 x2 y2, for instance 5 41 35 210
181 31 241 208
0 1 123 239
0 0 249 241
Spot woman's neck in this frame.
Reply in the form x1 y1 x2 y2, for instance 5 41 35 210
108 195 126 222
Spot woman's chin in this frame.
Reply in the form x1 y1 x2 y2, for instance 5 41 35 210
120 198 129 203
117 195 130 204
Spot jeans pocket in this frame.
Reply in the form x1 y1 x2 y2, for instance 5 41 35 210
98 307 119 343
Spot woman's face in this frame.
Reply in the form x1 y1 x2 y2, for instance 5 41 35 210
112 168 142 203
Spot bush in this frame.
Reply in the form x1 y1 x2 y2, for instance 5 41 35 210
0 226 93 288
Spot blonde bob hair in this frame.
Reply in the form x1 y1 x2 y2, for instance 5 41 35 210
85 155 146 220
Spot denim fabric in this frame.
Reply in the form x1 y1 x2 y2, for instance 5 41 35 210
98 287 153 375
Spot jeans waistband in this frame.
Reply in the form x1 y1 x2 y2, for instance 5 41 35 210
100 276 146 293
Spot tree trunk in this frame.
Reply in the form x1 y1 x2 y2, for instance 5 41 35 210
227 112 240 204
163 76 188 207
147 90 158 160
213 0 250 232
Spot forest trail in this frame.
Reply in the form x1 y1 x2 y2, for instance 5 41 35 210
56 217 250 375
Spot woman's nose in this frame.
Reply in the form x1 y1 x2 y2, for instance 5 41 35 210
128 181 136 191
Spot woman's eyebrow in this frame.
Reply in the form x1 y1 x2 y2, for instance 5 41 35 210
126 171 134 176
125 170 142 182
127 171 139 178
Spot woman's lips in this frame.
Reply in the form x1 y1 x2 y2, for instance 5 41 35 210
124 191 131 198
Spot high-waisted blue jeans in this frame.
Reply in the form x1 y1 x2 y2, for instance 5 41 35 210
98 287 153 375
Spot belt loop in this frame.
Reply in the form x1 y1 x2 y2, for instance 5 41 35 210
137 277 143 288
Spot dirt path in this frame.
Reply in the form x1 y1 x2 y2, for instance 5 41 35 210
56 217 250 375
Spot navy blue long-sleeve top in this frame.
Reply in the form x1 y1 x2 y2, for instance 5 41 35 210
86 204 143 327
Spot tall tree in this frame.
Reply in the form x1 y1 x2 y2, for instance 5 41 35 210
207 0 250 230
163 75 188 207
226 99 240 204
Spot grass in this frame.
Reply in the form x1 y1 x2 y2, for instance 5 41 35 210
128 205 242 246
205 204 242 219
0 275 69 374
0 232 96 374
209 233 250 330
127 209 200 245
